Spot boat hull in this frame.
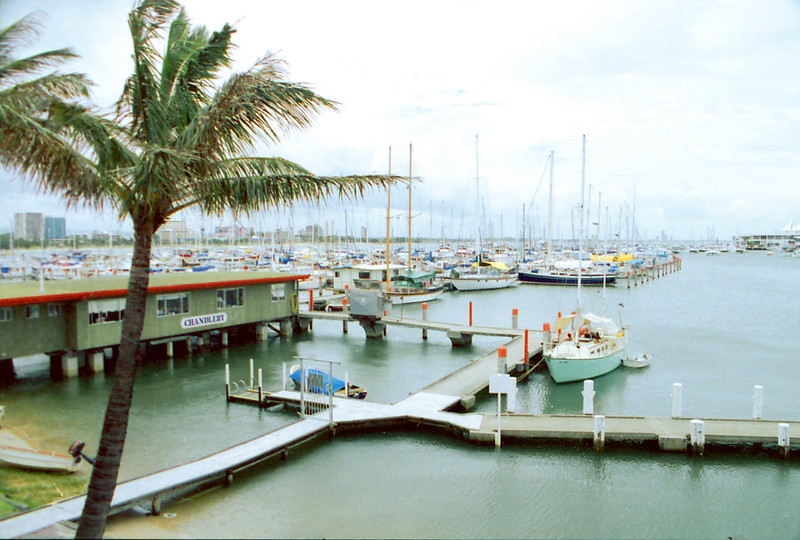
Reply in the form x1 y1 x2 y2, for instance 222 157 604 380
388 288 444 305
450 275 517 291
545 348 625 383
519 270 616 286
0 445 78 472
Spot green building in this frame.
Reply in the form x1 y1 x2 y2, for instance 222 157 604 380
0 271 306 379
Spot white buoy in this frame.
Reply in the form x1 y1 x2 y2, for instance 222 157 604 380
671 383 683 418
752 385 763 420
593 415 606 451
690 419 705 455
779 423 790 457
582 380 595 415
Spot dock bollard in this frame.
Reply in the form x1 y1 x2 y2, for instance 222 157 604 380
225 364 230 400
497 346 507 374
511 308 518 330
778 423 790 458
258 368 263 407
671 383 683 418
421 303 428 340
582 380 595 415
593 415 606 451
752 385 763 419
543 323 551 354
690 419 705 455
342 298 348 334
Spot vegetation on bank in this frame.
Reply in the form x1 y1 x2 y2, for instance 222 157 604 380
0 466 88 519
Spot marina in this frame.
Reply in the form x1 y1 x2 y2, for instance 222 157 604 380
0 251 798 538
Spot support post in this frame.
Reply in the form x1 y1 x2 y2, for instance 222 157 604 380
690 419 705 455
421 302 428 340
671 383 683 418
222 330 229 347
497 346 507 374
511 308 518 330
166 340 174 358
524 329 529 364
469 301 473 326
249 358 254 389
593 415 606 451
779 423 790 458
542 323 551 355
752 385 763 420
582 380 595 415
225 364 230 401
282 362 287 390
258 368 263 407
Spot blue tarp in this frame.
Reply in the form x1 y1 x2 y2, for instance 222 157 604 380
289 368 346 395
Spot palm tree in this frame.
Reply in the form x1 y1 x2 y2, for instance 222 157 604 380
0 12 107 203
4 2 405 537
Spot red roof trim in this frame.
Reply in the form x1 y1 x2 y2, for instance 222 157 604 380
0 274 308 307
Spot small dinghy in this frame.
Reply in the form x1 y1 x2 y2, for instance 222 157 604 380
289 365 367 399
0 445 79 473
623 353 651 369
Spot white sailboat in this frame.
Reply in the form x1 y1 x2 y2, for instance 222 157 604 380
450 135 518 292
544 136 628 383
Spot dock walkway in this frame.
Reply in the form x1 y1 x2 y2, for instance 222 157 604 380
2 310 796 538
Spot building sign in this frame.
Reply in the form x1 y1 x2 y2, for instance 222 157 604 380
181 312 227 329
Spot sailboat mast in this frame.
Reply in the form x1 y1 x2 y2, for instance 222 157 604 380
408 143 412 270
475 134 481 263
577 135 586 308
386 146 392 293
547 151 554 267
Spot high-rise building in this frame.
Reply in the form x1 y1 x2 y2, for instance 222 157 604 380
44 216 66 240
13 213 43 241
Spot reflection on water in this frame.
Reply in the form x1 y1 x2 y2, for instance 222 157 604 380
3 253 800 537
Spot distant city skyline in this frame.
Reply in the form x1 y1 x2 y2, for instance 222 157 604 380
3 1 799 241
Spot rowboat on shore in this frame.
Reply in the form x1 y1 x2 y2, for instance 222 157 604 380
0 444 79 473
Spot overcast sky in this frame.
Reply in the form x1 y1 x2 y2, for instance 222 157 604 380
2 0 799 243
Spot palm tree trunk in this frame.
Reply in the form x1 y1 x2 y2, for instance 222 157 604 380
76 220 153 538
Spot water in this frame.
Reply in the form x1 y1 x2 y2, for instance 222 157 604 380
2 252 800 538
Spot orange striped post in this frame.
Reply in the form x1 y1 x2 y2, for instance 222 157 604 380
524 329 529 364
469 301 473 326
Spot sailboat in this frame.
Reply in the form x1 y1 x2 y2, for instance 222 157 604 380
384 144 445 304
518 151 616 286
544 136 628 383
450 135 518 292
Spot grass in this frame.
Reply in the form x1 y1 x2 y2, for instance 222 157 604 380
0 467 88 519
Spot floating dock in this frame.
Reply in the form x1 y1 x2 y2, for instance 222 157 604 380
2 308 797 538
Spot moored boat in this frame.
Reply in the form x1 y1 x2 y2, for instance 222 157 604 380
0 445 79 473
289 365 367 399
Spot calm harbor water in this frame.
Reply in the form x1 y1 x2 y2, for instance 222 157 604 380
2 252 800 538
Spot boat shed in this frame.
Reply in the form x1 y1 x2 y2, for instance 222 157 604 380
0 271 307 379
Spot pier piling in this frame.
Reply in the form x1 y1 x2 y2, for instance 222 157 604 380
593 415 606 451
583 380 595 415
422 303 428 340
511 308 518 330
779 423 790 457
691 419 705 455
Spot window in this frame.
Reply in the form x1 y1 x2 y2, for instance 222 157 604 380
271 283 286 302
358 271 371 280
89 298 126 325
0 308 11 322
26 305 39 319
217 288 244 308
48 303 61 317
156 293 189 317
